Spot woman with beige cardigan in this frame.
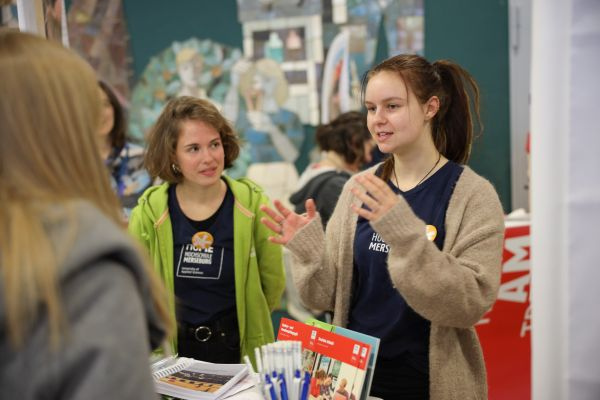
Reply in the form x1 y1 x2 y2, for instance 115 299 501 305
260 54 505 399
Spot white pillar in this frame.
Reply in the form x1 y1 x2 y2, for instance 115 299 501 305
16 0 45 35
531 0 600 399
509 0 532 211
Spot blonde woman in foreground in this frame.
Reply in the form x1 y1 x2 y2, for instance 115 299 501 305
0 29 171 399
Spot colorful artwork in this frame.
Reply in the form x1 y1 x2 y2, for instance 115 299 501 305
318 0 382 122
320 29 362 123
343 0 383 73
235 57 304 204
237 0 322 22
1 2 18 28
320 0 424 122
383 0 424 56
67 0 133 100
241 13 323 125
237 58 304 164
128 38 243 144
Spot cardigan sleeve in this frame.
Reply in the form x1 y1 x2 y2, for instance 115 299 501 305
371 170 505 328
285 174 359 312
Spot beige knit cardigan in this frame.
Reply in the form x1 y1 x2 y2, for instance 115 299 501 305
286 165 505 400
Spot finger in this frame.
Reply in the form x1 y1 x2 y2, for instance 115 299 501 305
361 172 387 188
305 198 317 219
261 217 283 235
351 186 380 213
268 235 288 245
273 199 293 218
356 174 392 202
260 204 283 223
351 203 377 220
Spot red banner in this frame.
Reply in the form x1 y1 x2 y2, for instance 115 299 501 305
476 220 531 400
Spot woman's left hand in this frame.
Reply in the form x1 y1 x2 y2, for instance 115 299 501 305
350 174 399 221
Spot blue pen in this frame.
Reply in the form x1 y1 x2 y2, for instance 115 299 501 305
299 371 311 400
264 383 277 400
292 369 301 400
278 373 289 400
265 374 278 400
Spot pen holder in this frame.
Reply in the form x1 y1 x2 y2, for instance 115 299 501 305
249 341 309 400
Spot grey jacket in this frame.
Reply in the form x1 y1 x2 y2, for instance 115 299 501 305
286 165 505 400
0 202 166 399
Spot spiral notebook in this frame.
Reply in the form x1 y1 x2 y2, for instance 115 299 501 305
151 357 248 400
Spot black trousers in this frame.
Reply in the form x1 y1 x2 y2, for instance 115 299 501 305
369 356 429 400
177 312 241 364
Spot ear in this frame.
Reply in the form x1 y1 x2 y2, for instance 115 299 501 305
424 96 440 121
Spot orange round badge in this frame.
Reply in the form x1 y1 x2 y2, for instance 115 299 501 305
191 231 214 250
425 225 437 241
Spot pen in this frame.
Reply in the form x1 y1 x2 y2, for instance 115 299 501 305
243 355 255 374
255 346 264 384
243 354 261 387
300 370 310 400
278 373 289 400
264 382 277 400
292 369 301 400
265 373 280 400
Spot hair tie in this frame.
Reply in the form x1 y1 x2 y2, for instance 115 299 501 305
432 62 442 82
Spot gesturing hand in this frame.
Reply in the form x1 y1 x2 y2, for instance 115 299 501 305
350 174 399 221
260 199 317 244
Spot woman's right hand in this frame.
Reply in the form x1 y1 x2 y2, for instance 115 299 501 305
260 199 317 245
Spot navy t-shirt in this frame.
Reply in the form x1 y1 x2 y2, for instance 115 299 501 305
347 161 463 373
168 182 236 325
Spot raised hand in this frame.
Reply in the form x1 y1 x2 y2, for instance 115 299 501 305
350 174 399 221
260 199 317 244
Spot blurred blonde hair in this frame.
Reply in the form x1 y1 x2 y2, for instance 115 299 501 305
0 29 172 348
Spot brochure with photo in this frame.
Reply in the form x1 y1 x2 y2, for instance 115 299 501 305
277 318 372 400
305 319 380 400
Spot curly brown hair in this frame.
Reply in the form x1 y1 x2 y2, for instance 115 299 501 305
144 96 241 183
315 111 371 166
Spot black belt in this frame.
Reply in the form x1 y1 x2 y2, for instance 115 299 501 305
179 312 238 343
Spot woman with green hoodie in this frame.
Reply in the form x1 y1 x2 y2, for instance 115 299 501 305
128 96 285 364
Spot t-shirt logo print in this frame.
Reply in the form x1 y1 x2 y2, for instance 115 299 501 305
191 231 214 250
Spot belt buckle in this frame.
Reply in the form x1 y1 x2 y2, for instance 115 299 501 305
194 326 212 342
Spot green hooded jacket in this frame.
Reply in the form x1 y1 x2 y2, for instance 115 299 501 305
128 176 285 364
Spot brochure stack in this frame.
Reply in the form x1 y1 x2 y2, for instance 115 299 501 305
277 318 375 400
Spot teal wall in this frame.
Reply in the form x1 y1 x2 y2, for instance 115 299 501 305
424 1 511 210
123 0 243 80
122 0 511 211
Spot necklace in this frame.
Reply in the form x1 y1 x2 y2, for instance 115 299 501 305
393 152 442 190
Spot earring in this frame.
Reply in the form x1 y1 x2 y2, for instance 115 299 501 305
171 163 180 174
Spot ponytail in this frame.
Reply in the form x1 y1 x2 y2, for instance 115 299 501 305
431 60 481 164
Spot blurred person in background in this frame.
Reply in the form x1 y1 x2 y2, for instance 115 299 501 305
98 80 152 220
290 111 374 227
